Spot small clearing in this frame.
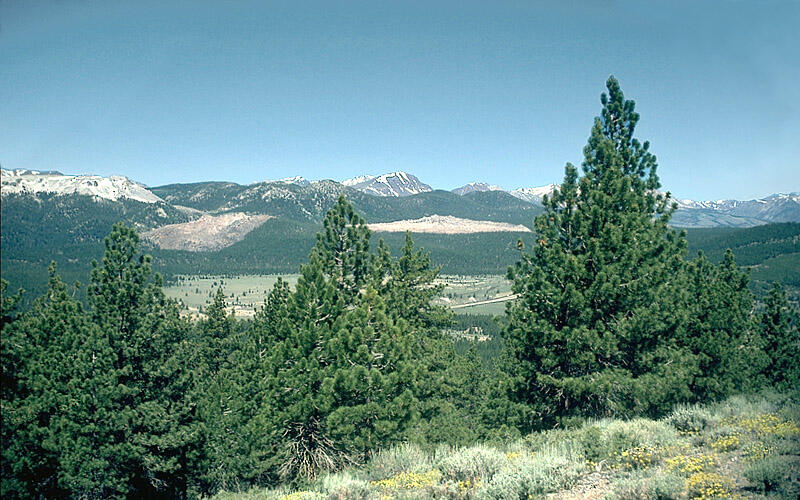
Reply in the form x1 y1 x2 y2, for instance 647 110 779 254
368 215 531 234
143 212 272 251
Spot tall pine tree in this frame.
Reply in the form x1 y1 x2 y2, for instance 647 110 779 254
85 223 197 498
503 76 691 429
265 196 418 482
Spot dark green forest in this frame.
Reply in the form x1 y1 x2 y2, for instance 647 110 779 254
2 78 799 499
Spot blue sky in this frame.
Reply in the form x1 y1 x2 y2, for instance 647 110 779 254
2 0 798 200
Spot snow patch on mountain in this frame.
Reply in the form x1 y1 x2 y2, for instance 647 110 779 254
509 184 558 204
342 174 377 186
368 215 531 234
672 192 800 225
266 176 310 186
342 171 433 197
675 193 800 211
452 182 504 196
1 169 163 204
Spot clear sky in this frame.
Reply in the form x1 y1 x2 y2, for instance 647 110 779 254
2 0 798 200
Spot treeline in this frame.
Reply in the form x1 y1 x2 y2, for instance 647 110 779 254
2 77 799 499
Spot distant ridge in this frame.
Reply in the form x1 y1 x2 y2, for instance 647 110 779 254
2 168 797 227
452 182 504 196
1 168 163 204
341 171 432 197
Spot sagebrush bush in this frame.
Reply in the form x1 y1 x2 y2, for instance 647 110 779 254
606 470 684 500
665 404 713 434
523 416 678 465
366 442 435 479
743 455 797 494
598 419 678 451
709 394 779 420
437 445 508 483
479 443 585 499
317 472 373 499
212 486 293 500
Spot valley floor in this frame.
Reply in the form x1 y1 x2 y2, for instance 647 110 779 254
212 392 800 500
164 274 513 316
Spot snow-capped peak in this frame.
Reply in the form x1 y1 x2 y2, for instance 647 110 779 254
674 192 800 211
342 174 377 187
342 171 433 197
509 184 559 203
267 176 310 186
1 169 163 204
452 182 504 196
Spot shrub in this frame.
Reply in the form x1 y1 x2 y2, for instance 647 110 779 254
665 404 713 434
743 455 797 494
369 470 441 491
479 444 586 499
367 442 434 479
684 472 734 499
437 446 508 483
664 454 717 476
607 470 684 500
701 426 740 450
599 419 679 451
571 419 678 465
212 487 293 500
709 434 740 453
708 394 778 420
317 472 372 499
613 445 663 470
278 493 325 500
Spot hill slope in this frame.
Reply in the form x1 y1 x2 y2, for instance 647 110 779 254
212 393 800 500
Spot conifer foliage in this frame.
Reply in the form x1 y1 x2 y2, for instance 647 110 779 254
268 196 419 481
760 282 800 391
504 77 691 428
1 225 196 499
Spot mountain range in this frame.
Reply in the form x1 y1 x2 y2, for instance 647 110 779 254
3 168 797 227
2 168 798 305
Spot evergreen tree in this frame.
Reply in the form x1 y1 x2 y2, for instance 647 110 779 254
311 195 375 300
503 77 691 428
377 234 451 331
683 251 765 401
85 223 196 498
760 282 799 391
199 287 237 372
1 267 86 498
265 197 419 482
0 279 23 406
0 279 22 332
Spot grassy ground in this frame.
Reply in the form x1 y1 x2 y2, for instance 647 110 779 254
211 392 799 500
164 274 300 317
164 274 512 317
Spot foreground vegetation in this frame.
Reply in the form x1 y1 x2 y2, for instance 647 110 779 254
2 77 798 499
213 392 800 500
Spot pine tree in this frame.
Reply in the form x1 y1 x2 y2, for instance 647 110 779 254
683 251 765 401
377 233 451 331
1 266 86 498
760 282 799 391
199 287 237 372
265 196 419 482
311 195 375 300
503 77 691 428
0 279 23 406
85 223 196 498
